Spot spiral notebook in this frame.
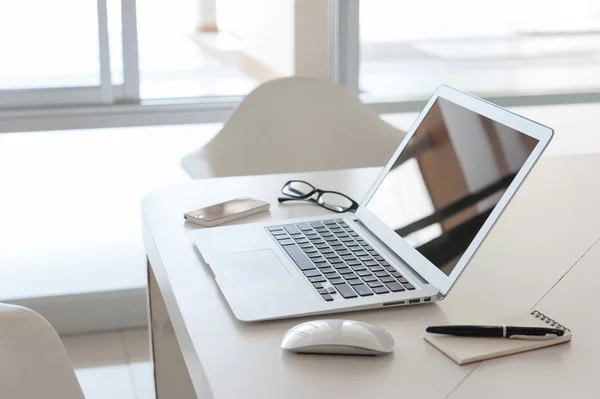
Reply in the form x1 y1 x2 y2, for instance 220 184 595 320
424 310 572 365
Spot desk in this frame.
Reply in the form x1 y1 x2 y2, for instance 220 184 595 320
142 154 600 399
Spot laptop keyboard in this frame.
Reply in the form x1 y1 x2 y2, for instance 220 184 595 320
267 219 415 302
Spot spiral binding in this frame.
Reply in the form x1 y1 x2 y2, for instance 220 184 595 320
530 310 570 332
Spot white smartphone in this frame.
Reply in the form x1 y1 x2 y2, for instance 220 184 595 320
184 197 270 227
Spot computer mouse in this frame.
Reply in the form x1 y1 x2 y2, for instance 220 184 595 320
281 319 395 356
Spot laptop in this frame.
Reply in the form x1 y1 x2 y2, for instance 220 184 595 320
193 86 553 322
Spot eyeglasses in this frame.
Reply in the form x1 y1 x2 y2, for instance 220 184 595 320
278 180 359 213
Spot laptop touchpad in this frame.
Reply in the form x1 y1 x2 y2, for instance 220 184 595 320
214 249 291 284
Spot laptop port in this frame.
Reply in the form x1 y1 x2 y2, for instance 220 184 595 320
383 300 405 307
408 299 420 304
424 297 432 302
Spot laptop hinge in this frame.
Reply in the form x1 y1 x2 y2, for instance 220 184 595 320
353 219 431 286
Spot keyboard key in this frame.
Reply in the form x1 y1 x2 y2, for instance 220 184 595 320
304 270 321 277
375 271 390 278
347 278 363 286
315 262 331 269
296 223 313 231
341 237 355 243
331 245 345 251
343 273 358 280
342 255 357 261
299 243 313 249
325 237 339 243
363 244 373 251
369 266 384 272
384 266 396 272
364 260 378 267
303 248 318 254
323 221 337 226
380 261 390 267
307 252 323 258
349 246 363 252
374 255 384 261
357 270 372 277
386 282 405 292
367 280 383 288
320 266 335 273
336 267 352 275
278 239 296 246
362 275 378 282
295 238 309 244
316 244 329 249
327 286 337 294
319 248 333 254
354 251 368 257
398 277 409 284
322 294 333 301
353 284 373 296
349 231 359 236
337 250 351 256
268 226 284 232
350 265 366 272
313 283 323 289
357 240 367 245
314 260 328 267
283 245 316 271
346 260 361 266
359 255 372 261
373 286 390 294
312 240 326 245
380 276 395 283
284 225 300 234
310 222 324 228
391 271 403 278
330 229 344 234
324 272 340 279
329 278 345 285
332 263 347 270
324 253 339 259
328 240 341 246
328 257 343 264
321 233 334 238
317 288 328 295
404 283 415 290
290 233 303 239
309 276 326 283
337 233 349 239
336 283 358 298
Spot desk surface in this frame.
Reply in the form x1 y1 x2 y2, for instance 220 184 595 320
142 154 600 399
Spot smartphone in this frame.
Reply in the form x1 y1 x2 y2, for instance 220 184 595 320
184 197 270 227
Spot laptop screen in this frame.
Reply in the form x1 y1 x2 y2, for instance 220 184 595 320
366 97 539 276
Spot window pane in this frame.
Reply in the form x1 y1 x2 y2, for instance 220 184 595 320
0 0 100 89
136 0 311 100
360 0 600 100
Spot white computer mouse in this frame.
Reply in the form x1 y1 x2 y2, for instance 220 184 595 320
281 319 395 356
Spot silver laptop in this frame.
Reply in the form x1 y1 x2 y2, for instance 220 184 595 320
193 86 553 322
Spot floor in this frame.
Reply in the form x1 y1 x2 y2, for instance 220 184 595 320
62 328 154 399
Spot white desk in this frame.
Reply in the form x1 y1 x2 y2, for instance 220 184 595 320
142 154 600 399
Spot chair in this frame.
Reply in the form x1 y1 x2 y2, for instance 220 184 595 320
0 303 84 399
181 77 406 179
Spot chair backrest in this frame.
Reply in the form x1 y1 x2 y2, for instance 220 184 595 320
0 304 84 399
182 77 405 179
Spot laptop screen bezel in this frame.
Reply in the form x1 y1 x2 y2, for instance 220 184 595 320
355 85 553 297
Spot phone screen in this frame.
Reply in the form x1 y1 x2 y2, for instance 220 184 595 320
187 198 263 222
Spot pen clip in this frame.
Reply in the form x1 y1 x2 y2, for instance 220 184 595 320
509 333 558 341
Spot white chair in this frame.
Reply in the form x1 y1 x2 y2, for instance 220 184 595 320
181 76 407 179
0 303 84 399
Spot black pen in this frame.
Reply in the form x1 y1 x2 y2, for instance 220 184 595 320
426 325 565 340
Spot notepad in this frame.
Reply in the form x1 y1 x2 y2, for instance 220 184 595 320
424 310 572 365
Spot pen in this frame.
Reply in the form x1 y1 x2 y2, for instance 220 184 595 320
426 325 565 340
